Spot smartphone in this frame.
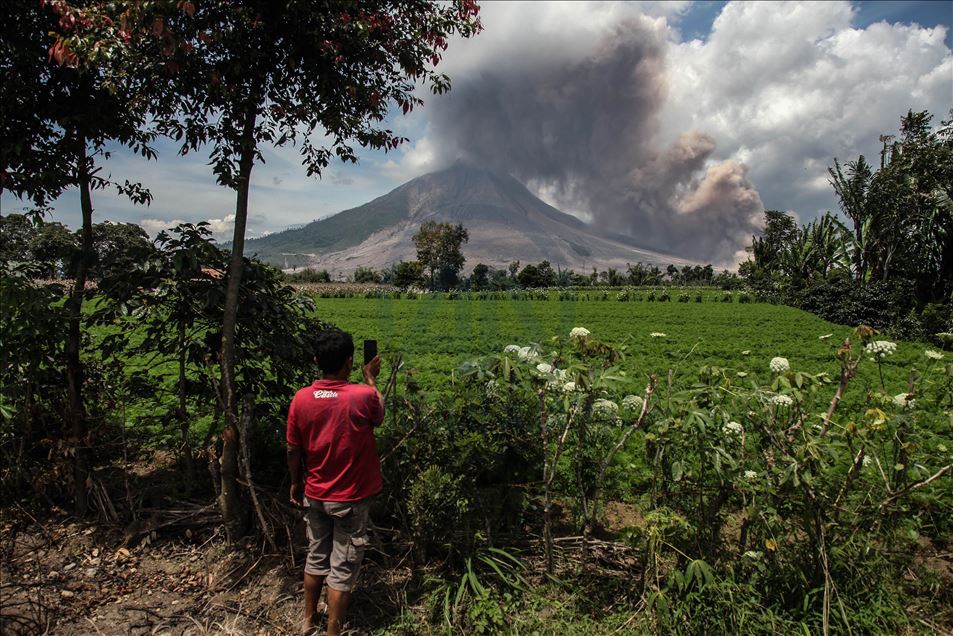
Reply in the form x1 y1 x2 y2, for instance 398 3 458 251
363 339 378 366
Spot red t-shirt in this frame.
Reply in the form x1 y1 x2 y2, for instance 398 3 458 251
286 379 384 502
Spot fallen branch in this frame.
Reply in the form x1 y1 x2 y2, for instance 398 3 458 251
879 464 952 511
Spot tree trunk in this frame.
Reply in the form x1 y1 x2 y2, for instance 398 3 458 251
66 136 94 517
218 107 257 540
539 391 554 574
178 320 195 484
854 225 864 282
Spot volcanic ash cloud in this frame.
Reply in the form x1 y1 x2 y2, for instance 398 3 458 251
423 12 764 265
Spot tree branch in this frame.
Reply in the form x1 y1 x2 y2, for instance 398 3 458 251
878 464 952 511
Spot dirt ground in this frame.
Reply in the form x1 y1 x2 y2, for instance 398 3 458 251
0 503 422 636
3 494 950 635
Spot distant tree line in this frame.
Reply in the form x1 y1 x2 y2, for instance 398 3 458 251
287 259 741 291
286 220 741 291
740 109 952 339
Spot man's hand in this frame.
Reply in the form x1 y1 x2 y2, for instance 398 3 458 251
290 482 304 507
363 355 381 386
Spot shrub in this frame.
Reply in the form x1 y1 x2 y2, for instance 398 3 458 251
795 279 911 328
658 290 671 302
407 466 468 556
677 292 690 303
722 292 733 303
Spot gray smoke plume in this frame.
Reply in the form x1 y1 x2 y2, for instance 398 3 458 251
424 15 763 265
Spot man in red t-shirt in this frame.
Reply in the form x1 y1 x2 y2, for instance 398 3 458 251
287 329 384 636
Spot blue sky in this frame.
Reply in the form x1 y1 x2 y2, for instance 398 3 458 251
3 0 951 263
678 1 952 46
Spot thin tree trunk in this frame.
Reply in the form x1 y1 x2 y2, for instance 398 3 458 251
66 135 93 517
575 403 591 569
539 391 554 574
178 320 195 483
218 107 257 540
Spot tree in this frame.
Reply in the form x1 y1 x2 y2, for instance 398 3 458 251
866 110 953 303
829 155 872 281
96 223 227 483
353 266 380 284
665 264 679 283
32 220 77 278
0 262 69 493
88 221 153 280
470 263 490 290
0 214 35 264
3 0 157 515
516 263 540 288
517 260 556 288
745 210 801 287
391 260 424 288
56 0 481 536
412 221 470 290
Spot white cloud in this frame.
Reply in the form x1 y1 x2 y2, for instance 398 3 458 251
661 1 952 216
139 213 236 240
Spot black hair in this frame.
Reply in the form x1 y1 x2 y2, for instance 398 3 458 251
315 329 355 375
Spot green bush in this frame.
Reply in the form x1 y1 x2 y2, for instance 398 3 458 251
795 278 911 328
407 466 468 556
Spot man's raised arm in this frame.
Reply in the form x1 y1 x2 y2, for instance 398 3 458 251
362 355 385 426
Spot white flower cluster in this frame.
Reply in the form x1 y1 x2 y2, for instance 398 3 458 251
743 550 763 559
772 394 794 407
892 393 915 410
650 332 667 338
562 381 578 393
743 470 758 480
593 399 619 415
925 349 944 361
485 380 501 398
542 366 569 391
723 421 743 435
503 344 520 353
769 357 790 373
865 340 897 360
622 394 644 411
569 327 590 339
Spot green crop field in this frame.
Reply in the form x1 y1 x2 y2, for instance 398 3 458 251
313 295 931 402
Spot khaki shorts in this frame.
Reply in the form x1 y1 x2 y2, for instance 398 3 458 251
304 497 372 592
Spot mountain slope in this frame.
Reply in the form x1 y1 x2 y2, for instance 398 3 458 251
245 163 693 272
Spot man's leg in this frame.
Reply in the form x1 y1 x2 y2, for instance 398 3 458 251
303 500 333 635
304 572 325 633
325 499 371 636
325 587 350 636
